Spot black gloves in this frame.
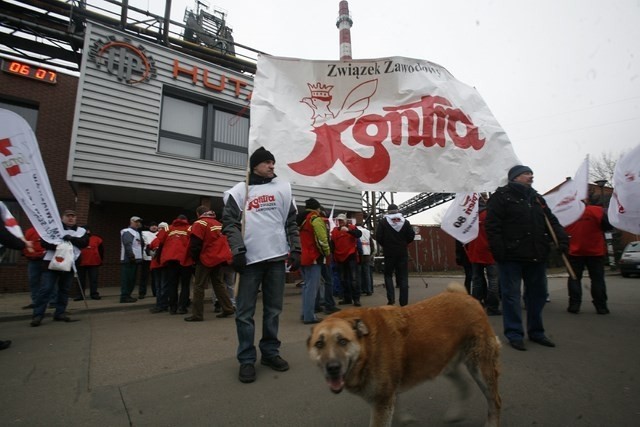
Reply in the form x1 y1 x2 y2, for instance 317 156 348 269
232 253 247 273
62 235 73 241
558 242 569 255
288 251 301 271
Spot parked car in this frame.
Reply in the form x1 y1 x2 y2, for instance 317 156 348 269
618 241 640 278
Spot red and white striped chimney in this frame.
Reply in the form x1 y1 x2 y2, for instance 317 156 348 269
336 1 353 60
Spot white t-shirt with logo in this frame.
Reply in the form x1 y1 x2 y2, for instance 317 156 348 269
224 179 293 265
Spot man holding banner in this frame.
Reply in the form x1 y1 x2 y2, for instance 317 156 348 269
486 165 568 351
31 210 88 327
222 147 301 384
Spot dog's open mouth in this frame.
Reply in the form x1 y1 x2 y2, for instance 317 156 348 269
326 375 345 393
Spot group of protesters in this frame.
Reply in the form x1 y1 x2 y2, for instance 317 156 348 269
456 165 613 353
1 149 616 383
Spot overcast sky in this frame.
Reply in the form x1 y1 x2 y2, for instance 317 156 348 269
128 0 639 223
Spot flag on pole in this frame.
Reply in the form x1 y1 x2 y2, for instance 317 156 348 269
0 201 24 247
441 193 480 244
249 55 521 192
608 144 640 234
544 157 589 226
0 109 64 243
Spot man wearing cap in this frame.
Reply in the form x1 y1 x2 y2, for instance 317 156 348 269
31 209 88 326
222 147 301 383
119 216 144 303
485 165 568 351
331 213 363 307
375 204 415 306
296 198 331 324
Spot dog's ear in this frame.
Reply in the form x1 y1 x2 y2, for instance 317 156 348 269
353 319 369 337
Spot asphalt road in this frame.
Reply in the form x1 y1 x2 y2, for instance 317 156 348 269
1 273 639 426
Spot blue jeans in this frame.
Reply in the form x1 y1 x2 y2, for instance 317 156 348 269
384 253 409 306
154 268 168 309
27 259 44 304
34 267 74 318
358 255 372 294
235 261 286 364
498 261 547 342
319 263 336 309
301 264 321 322
471 263 500 311
337 255 360 303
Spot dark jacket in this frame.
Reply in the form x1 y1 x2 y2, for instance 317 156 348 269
375 215 415 256
485 182 568 263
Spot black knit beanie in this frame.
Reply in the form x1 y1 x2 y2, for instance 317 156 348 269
508 165 533 181
250 147 276 170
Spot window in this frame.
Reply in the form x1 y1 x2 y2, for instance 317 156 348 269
0 99 38 131
158 89 249 167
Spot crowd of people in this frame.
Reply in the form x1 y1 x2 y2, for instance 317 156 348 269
1 156 615 371
457 165 612 353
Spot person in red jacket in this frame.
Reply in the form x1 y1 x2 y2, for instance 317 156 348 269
152 215 193 315
331 213 362 307
564 202 612 314
75 226 104 300
296 198 331 324
185 206 234 322
148 221 169 313
466 198 502 316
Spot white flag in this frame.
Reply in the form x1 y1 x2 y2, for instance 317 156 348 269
608 144 640 234
249 56 521 192
440 193 480 244
0 109 64 243
545 157 588 226
0 201 24 248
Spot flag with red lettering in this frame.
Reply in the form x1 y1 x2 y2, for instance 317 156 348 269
249 55 521 192
441 193 480 244
0 109 64 243
608 144 640 234
544 157 588 226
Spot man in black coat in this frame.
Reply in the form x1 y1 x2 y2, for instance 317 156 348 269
376 204 415 306
485 165 568 351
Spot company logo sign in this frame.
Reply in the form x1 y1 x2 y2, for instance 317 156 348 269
291 78 485 184
89 36 157 84
0 138 28 177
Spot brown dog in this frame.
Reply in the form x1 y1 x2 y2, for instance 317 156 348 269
307 283 501 427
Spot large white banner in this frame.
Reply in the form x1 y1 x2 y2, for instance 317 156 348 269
608 144 640 234
0 109 64 243
544 157 588 226
249 56 520 192
441 192 480 244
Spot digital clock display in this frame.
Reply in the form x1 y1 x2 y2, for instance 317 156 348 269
1 59 57 84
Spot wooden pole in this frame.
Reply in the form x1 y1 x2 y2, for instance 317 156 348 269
543 214 577 280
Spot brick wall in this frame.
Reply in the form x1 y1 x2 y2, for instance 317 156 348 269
0 70 79 292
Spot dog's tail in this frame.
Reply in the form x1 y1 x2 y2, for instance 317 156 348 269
446 282 468 294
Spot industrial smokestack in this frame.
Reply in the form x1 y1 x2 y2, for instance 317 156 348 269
336 1 353 60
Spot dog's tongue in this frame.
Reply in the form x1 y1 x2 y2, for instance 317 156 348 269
327 377 344 393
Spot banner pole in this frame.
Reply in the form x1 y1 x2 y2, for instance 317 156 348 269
543 214 577 280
